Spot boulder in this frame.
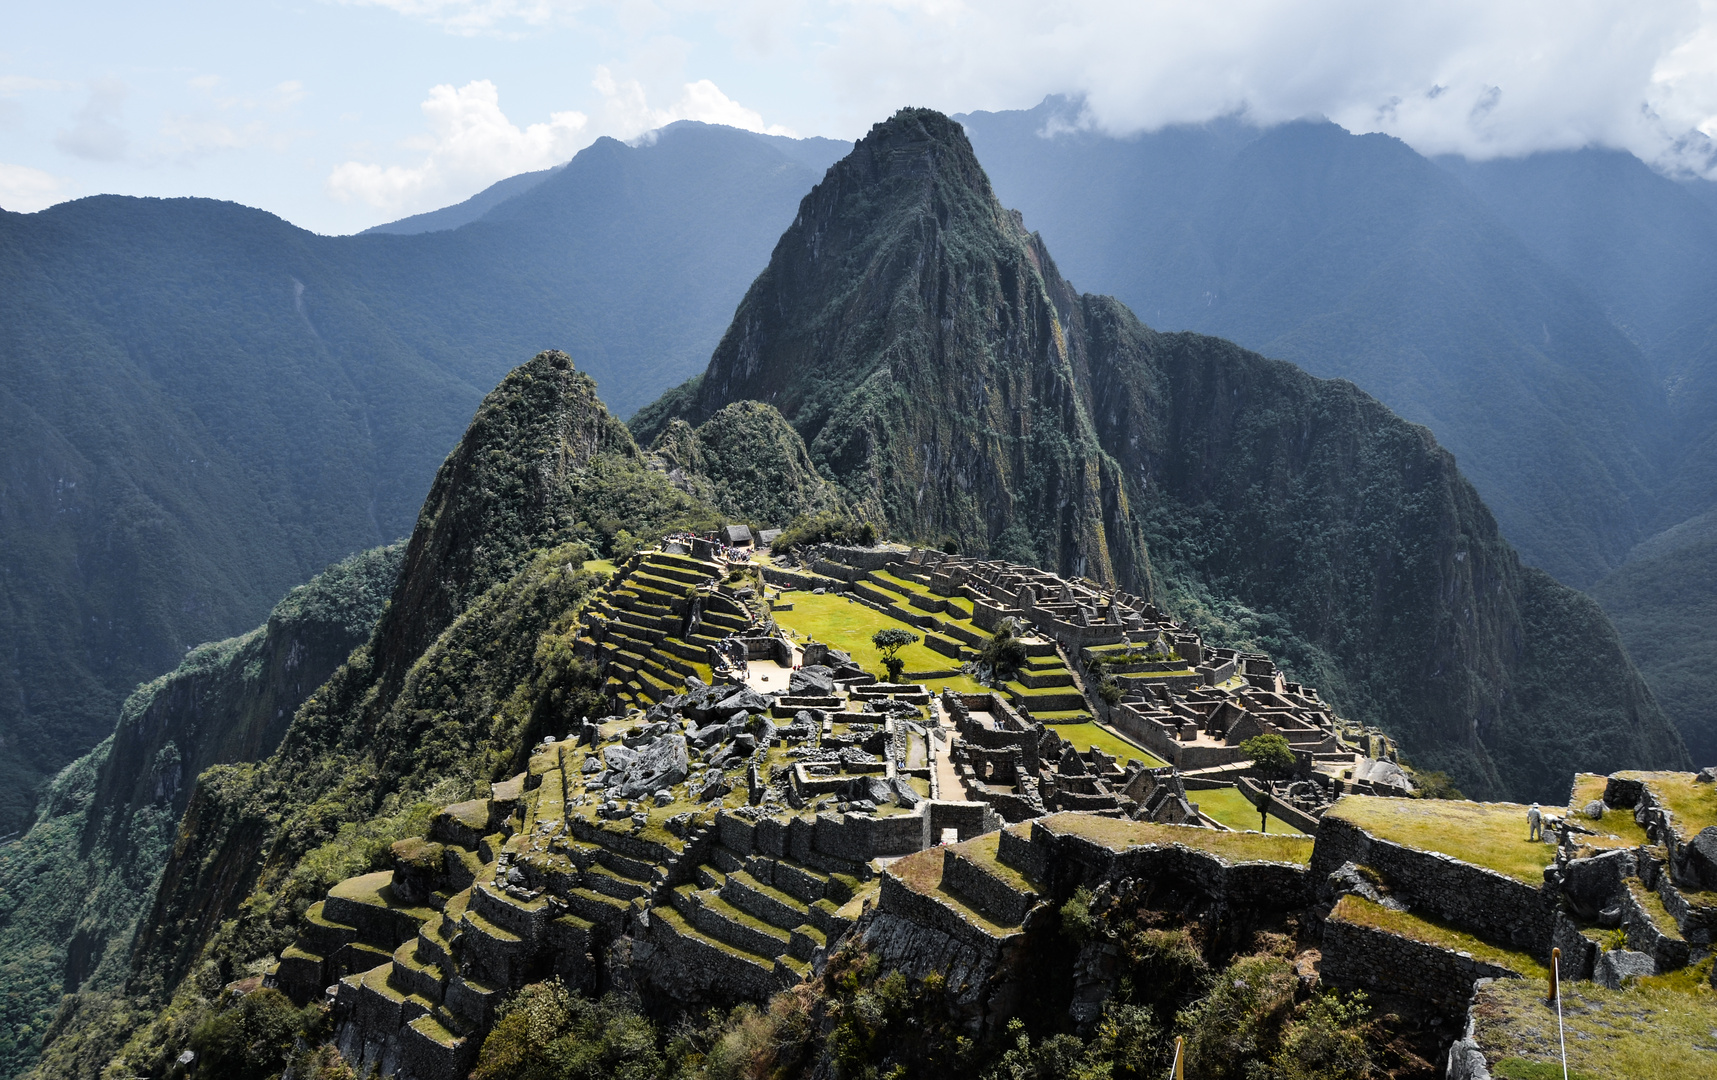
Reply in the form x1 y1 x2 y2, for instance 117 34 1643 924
1682 826 1717 891
1698 766 1717 784
1594 949 1656 989
790 665 837 695
606 735 689 800
1584 800 1606 820
890 776 923 809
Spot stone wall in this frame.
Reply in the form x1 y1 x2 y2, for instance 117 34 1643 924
1319 917 1521 1017
1310 816 1555 955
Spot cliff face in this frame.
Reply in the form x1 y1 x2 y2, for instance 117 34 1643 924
0 545 399 1080
635 108 1687 798
632 108 1150 590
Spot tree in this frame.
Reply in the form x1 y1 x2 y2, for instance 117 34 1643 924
1240 734 1297 779
872 627 919 683
978 626 1029 681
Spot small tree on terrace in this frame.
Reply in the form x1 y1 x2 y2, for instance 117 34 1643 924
872 627 919 684
1240 733 1297 779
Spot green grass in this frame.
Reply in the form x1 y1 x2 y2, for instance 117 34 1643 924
1037 813 1314 865
1331 895 1547 980
582 559 618 577
1628 771 1717 838
773 591 981 692
1327 795 1556 884
1046 722 1168 767
1566 773 1652 848
1471 970 1717 1080
1193 785 1308 835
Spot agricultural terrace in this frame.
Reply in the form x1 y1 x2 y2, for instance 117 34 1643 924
1622 770 1717 839
1036 812 1315 865
771 590 984 694
1194 785 1310 836
1469 969 1717 1080
1326 796 1557 885
1046 721 1167 768
1331 895 1546 979
1567 773 1652 849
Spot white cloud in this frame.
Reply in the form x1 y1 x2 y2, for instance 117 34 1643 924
0 162 70 212
327 79 588 210
816 0 1717 176
334 0 572 36
594 67 795 138
55 78 129 161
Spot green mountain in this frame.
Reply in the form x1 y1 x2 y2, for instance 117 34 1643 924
0 122 847 836
0 544 400 1079
18 350 830 1078
956 99 1664 591
638 107 1687 798
10 113 1695 1080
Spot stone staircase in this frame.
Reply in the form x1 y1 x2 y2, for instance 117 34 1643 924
651 839 878 998
576 551 753 710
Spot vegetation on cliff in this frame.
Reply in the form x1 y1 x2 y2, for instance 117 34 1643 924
0 544 401 1080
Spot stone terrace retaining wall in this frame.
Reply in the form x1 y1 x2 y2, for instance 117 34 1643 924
1024 819 1311 912
1311 816 1555 955
1320 917 1521 1017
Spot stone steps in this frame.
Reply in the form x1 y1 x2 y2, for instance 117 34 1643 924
400 1012 476 1080
722 869 813 932
444 973 503 1030
584 863 650 901
688 890 795 956
391 939 448 1004
564 887 631 932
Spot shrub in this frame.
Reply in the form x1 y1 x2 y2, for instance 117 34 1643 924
978 628 1029 680
1271 991 1375 1080
1411 769 1465 800
1175 953 1298 1080
770 512 878 553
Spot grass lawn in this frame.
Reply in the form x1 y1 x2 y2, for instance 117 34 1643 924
582 558 617 577
1628 771 1717 839
1567 773 1653 848
1194 785 1308 835
1047 722 1168 767
1471 969 1717 1080
772 592 983 693
1332 894 1546 979
1327 796 1556 885
1038 813 1314 865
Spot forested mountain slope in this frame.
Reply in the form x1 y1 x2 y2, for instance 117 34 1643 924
0 545 400 1079
0 122 846 835
638 107 1687 798
23 351 832 1079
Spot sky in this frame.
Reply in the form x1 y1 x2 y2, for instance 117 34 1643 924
3 0 1717 235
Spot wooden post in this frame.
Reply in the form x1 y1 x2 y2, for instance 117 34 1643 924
1172 1035 1185 1080
1548 946 1560 1003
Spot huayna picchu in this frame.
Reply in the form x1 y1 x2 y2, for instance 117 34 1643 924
10 108 1712 1080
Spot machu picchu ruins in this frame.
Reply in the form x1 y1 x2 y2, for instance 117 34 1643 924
261 537 1717 1079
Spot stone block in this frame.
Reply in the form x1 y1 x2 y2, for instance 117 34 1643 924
1594 949 1656 988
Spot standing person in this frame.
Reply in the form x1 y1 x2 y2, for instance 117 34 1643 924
1528 802 1542 842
